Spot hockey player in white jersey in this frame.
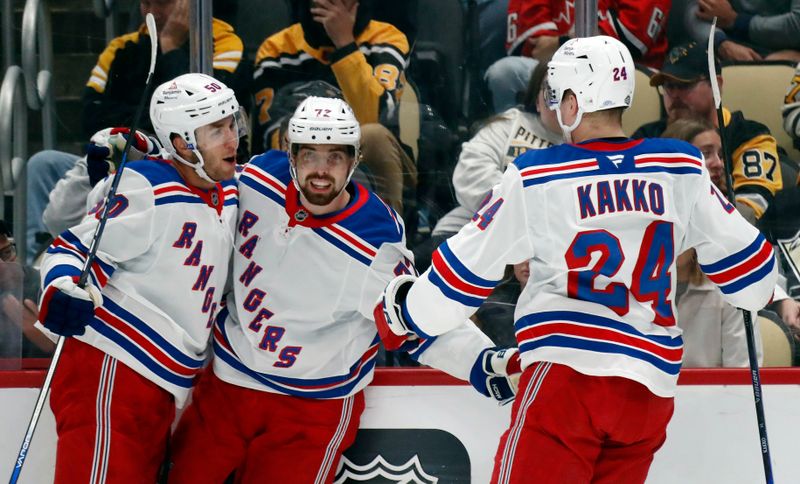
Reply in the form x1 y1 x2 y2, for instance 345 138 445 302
168 96 520 483
375 36 778 484
37 73 243 483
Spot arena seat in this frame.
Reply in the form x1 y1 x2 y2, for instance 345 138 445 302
721 62 799 161
623 66 662 137
758 311 795 367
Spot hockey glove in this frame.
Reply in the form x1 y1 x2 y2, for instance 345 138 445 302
470 347 522 405
373 274 420 351
39 276 102 337
86 127 161 187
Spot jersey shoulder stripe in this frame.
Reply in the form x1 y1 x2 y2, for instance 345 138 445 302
240 150 291 205
516 138 704 186
153 182 201 206
126 159 182 186
332 191 405 248
515 310 683 375
633 152 703 174
301 185 402 266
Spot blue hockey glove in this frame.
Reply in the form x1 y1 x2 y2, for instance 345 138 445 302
39 276 102 336
373 275 420 350
470 347 522 405
86 127 161 187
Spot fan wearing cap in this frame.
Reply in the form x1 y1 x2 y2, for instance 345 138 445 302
167 96 519 484
35 73 242 483
634 41 783 222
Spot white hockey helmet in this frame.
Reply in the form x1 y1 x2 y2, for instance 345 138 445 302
287 96 361 187
545 35 635 139
150 73 244 182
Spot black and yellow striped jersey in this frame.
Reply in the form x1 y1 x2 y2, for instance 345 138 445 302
722 108 783 219
252 20 409 153
82 19 247 138
633 108 783 219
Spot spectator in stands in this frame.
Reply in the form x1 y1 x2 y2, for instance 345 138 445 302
485 0 670 112
634 41 783 223
0 220 52 357
252 0 416 213
660 120 760 366
414 60 561 271
42 128 161 239
664 118 800 358
680 0 800 62
26 0 247 263
674 247 762 367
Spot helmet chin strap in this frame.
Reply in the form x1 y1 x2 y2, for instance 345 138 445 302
172 149 217 184
555 105 584 144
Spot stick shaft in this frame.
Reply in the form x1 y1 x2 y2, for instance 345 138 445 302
707 17 773 484
8 14 159 482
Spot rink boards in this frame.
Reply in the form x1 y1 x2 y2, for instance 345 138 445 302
1 367 799 483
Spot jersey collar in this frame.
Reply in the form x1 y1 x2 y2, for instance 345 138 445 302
166 159 226 215
574 138 644 151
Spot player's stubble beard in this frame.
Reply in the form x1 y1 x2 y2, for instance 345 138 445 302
299 173 342 206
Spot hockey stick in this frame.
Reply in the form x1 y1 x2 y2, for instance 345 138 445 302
8 13 158 484
707 18 774 484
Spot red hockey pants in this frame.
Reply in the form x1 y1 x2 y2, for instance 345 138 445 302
492 362 674 484
50 338 174 484
169 368 364 484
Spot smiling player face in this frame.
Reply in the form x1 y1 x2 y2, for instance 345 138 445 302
292 144 354 211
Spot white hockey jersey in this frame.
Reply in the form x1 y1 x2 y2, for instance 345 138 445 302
213 150 492 399
39 159 238 406
403 138 778 398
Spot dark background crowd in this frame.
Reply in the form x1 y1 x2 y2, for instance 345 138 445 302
3 0 800 368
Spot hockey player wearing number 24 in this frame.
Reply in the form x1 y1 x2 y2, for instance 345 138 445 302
375 36 778 484
36 73 243 483
167 96 521 484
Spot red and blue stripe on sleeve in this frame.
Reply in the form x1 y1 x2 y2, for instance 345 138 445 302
700 233 775 295
427 241 501 307
45 230 116 288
